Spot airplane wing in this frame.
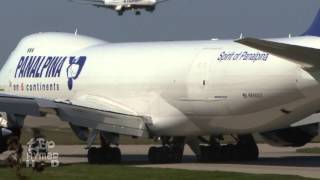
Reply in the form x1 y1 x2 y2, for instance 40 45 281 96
236 38 320 70
290 113 320 127
69 0 105 6
156 0 170 4
0 93 150 137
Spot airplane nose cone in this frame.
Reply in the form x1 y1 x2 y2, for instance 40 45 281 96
1 128 12 137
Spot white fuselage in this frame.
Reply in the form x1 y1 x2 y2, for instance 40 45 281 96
1 33 320 136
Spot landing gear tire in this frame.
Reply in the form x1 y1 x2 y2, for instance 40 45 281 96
198 135 259 162
235 143 259 161
110 147 121 163
148 146 157 163
87 147 98 164
87 147 121 164
148 146 183 164
148 137 185 164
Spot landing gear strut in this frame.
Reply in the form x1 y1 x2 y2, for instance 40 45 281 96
87 132 121 164
198 135 259 162
148 137 184 164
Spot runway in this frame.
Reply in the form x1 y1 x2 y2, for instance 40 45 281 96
1 144 320 179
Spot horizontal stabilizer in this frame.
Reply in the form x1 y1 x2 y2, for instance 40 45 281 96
236 38 320 70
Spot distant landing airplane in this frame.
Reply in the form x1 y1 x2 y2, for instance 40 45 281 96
69 0 169 15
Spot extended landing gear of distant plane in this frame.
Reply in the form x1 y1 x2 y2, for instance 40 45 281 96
87 132 121 164
198 135 259 162
148 137 184 164
135 11 141 16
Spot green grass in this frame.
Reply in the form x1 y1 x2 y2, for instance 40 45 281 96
296 147 320 154
0 164 315 180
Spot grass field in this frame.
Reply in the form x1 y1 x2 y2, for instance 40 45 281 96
297 147 320 154
0 164 316 180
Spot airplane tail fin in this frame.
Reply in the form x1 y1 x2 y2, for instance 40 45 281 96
303 10 320 37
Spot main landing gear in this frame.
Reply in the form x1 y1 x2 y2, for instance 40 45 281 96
87 146 121 164
148 137 184 164
87 132 121 164
198 135 259 162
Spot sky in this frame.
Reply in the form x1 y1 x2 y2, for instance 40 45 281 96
0 0 319 65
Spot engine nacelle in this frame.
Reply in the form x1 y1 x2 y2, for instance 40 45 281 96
0 128 10 153
0 127 22 153
0 115 11 137
260 123 319 147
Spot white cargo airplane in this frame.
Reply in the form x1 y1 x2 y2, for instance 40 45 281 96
1 11 320 164
69 0 168 15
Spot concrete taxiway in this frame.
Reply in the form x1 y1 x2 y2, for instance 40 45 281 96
1 144 320 179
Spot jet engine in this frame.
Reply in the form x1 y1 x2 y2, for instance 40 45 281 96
0 127 22 153
0 114 22 154
260 123 319 147
0 128 12 153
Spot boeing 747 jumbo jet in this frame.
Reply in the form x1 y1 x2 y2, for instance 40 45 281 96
69 0 168 15
1 11 320 164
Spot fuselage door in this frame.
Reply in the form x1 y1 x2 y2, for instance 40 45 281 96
187 48 219 99
186 48 220 115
